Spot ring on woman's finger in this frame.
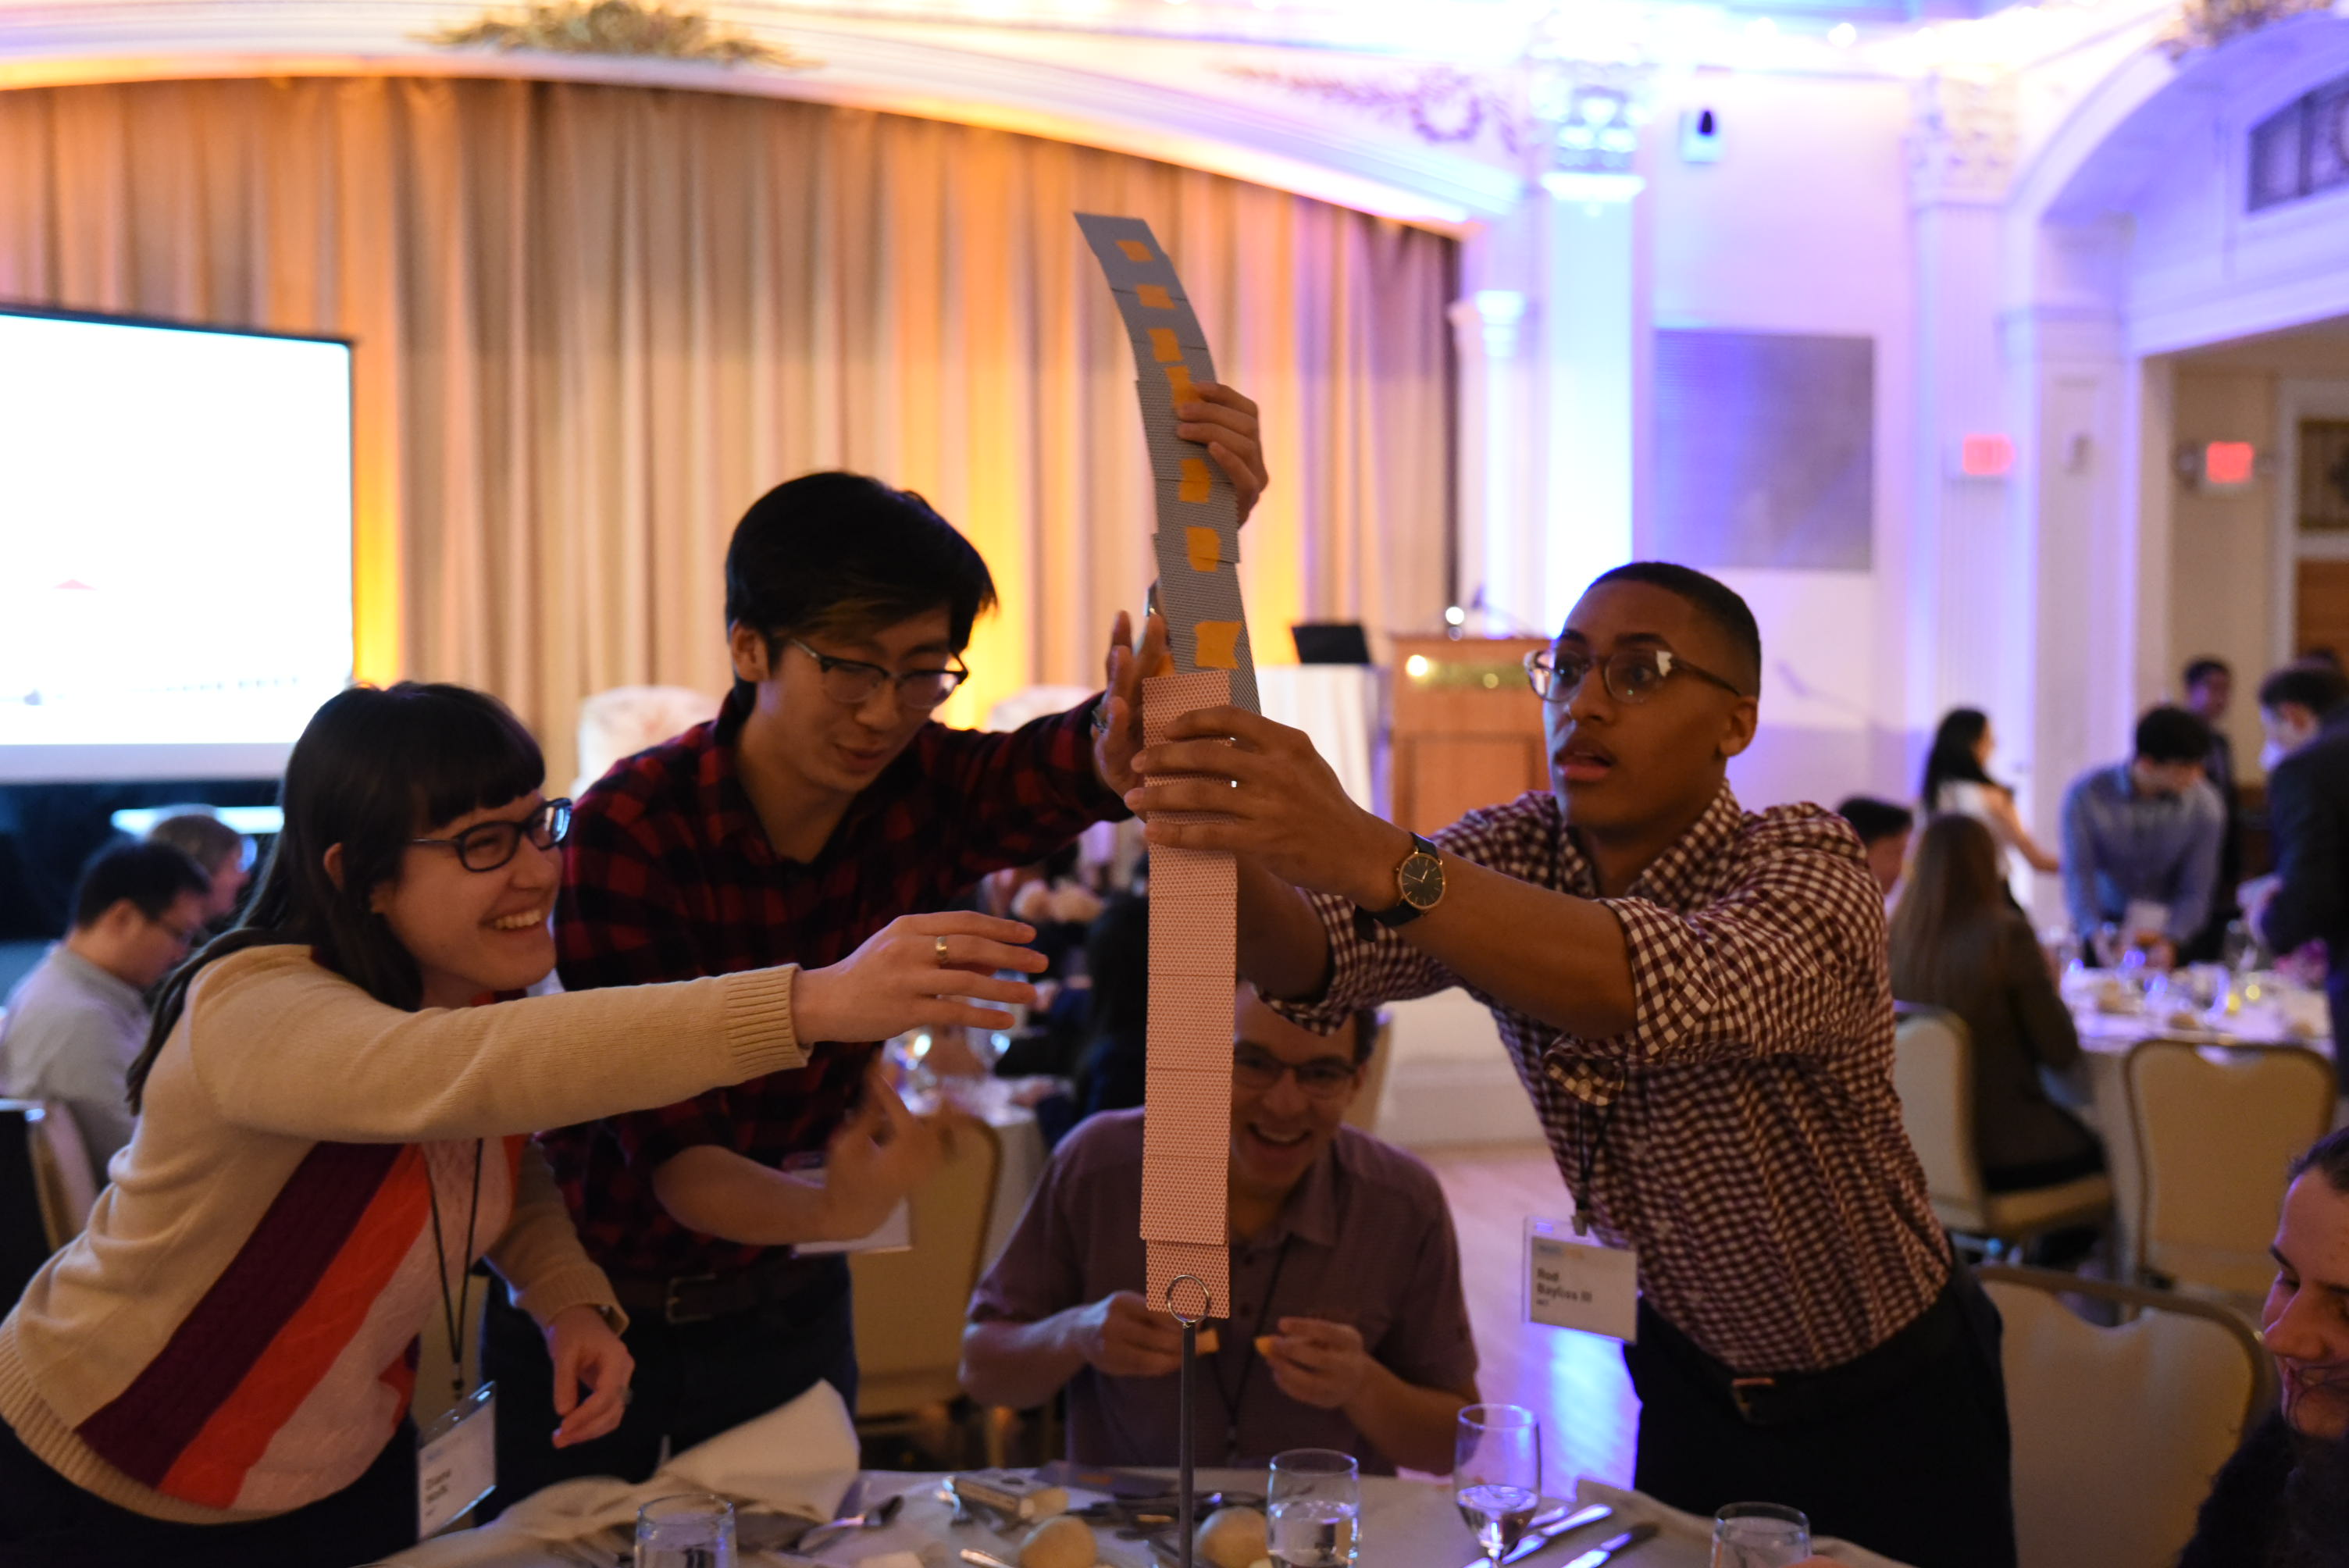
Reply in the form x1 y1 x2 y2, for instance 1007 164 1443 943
935 935 951 964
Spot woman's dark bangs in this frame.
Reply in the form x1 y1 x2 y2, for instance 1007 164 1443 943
405 688 546 830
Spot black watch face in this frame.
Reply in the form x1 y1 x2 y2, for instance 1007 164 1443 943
1399 851 1444 910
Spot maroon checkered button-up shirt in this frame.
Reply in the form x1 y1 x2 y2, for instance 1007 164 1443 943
1281 785 1950 1376
541 689 1125 1282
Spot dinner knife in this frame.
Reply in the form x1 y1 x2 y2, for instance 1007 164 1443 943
1455 1502 1614 1568
1559 1523 1660 1568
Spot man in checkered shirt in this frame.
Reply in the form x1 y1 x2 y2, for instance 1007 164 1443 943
1129 562 2012 1568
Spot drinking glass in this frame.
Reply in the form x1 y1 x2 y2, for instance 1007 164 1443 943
1453 1403 1542 1566
1267 1448 1360 1567
1710 1502 1810 1568
636 1493 735 1568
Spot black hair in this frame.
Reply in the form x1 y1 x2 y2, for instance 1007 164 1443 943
1835 796 1916 846
723 472 997 709
2135 704 2214 766
2183 656 2232 692
1584 562 1762 696
2293 1127 2349 1192
2260 664 2349 722
1919 708 1998 811
129 682 545 1113
70 841 209 931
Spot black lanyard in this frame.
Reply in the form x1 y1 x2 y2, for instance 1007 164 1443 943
1209 1235 1292 1463
425 1140 486 1403
1569 1078 1625 1237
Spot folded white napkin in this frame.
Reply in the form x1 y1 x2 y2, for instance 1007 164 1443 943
379 1379 861 1566
1570 1479 1917 1568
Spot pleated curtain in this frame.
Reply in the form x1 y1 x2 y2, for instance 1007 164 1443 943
0 76 1455 783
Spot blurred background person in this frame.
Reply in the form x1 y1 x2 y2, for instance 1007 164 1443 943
1919 708 2060 882
146 811 251 930
0 842 208 1185
2059 705 2222 969
1888 815 2101 1209
1835 796 1915 900
2246 662 2349 1058
2180 658 2242 964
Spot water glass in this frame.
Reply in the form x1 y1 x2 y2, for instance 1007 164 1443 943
636 1493 735 1568
1710 1502 1810 1568
1453 1403 1543 1566
1267 1448 1361 1567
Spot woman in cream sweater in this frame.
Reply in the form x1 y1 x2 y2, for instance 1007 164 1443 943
0 682 1041 1564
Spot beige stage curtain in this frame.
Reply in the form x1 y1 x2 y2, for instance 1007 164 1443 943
0 76 1455 783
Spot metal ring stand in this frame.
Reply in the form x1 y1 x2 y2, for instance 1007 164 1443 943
1164 1274 1213 1568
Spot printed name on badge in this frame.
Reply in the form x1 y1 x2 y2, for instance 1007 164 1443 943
1524 1216 1639 1342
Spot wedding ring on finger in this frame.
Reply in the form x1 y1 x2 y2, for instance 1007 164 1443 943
935 935 951 965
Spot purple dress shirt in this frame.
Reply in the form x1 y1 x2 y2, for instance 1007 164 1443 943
968 1109 1478 1473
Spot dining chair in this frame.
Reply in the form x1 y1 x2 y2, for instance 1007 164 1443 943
1891 1007 2112 1256
849 1114 1003 1456
0 1103 73 1307
572 685 718 796
23 1100 96 1248
1980 1264 2269 1568
2124 1038 2333 1306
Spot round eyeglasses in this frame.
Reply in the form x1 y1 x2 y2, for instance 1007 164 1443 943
786 639 970 712
1232 1043 1361 1102
412 797 573 872
1524 647 1747 706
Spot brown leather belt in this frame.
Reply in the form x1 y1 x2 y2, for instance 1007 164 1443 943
609 1253 841 1327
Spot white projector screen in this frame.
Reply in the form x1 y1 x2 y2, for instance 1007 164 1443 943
0 307 354 782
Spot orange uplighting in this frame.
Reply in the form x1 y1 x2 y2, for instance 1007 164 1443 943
2205 441 2255 486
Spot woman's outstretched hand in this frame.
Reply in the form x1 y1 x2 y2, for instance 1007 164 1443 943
792 912 1046 1043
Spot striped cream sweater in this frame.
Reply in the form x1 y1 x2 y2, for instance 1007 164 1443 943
0 943 806 1522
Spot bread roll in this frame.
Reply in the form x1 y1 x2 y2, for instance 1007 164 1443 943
1197 1505 1269 1568
1020 1513 1096 1568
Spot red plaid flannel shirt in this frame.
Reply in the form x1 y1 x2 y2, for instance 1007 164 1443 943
541 689 1124 1282
1281 786 1951 1375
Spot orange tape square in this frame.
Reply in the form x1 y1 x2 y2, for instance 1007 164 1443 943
1138 284 1175 310
1118 240 1155 262
1150 327 1183 364
1182 463 1214 508
1193 621 1243 670
1164 364 1196 406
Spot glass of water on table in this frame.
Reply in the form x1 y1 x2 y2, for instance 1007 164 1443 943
636 1492 735 1568
1711 1502 1810 1568
1454 1403 1543 1566
1268 1448 1361 1566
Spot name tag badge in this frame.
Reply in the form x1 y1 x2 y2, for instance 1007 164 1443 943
1525 1217 1638 1342
417 1381 497 1538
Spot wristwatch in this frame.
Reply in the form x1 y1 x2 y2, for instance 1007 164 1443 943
1354 833 1445 939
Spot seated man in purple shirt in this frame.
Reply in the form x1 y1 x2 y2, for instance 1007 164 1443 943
961 986 1478 1474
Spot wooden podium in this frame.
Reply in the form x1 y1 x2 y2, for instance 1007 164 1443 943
1388 635 1551 836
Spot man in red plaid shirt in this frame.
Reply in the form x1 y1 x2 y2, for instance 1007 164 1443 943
1129 563 2014 1568
479 388 1267 1508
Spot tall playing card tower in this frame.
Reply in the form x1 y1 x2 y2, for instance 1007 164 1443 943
1075 212 1256 1326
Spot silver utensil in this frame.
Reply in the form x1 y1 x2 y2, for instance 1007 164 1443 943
1456 1502 1615 1568
1560 1523 1659 1568
797 1491 904 1550
959 1549 1021 1568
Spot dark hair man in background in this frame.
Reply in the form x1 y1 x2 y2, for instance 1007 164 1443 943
1835 796 1916 899
2245 663 2349 1060
483 390 1267 1509
1129 561 2013 1567
0 842 208 1184
2058 705 2222 969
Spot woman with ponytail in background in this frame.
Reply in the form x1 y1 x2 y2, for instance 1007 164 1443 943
0 682 1040 1565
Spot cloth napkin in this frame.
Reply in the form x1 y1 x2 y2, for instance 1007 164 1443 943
1570 1479 1918 1568
379 1379 861 1566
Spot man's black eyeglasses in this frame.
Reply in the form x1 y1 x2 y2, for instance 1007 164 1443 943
1232 1042 1361 1102
1524 646 1748 706
412 798 574 873
787 639 970 712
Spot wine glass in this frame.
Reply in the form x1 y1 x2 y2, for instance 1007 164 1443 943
1453 1403 1542 1566
636 1493 735 1568
1710 1502 1809 1568
1267 1449 1360 1567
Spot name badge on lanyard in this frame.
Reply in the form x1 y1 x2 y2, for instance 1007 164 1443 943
1525 1216 1638 1342
417 1382 497 1537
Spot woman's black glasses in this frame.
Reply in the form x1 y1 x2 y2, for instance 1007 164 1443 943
412 798 574 872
